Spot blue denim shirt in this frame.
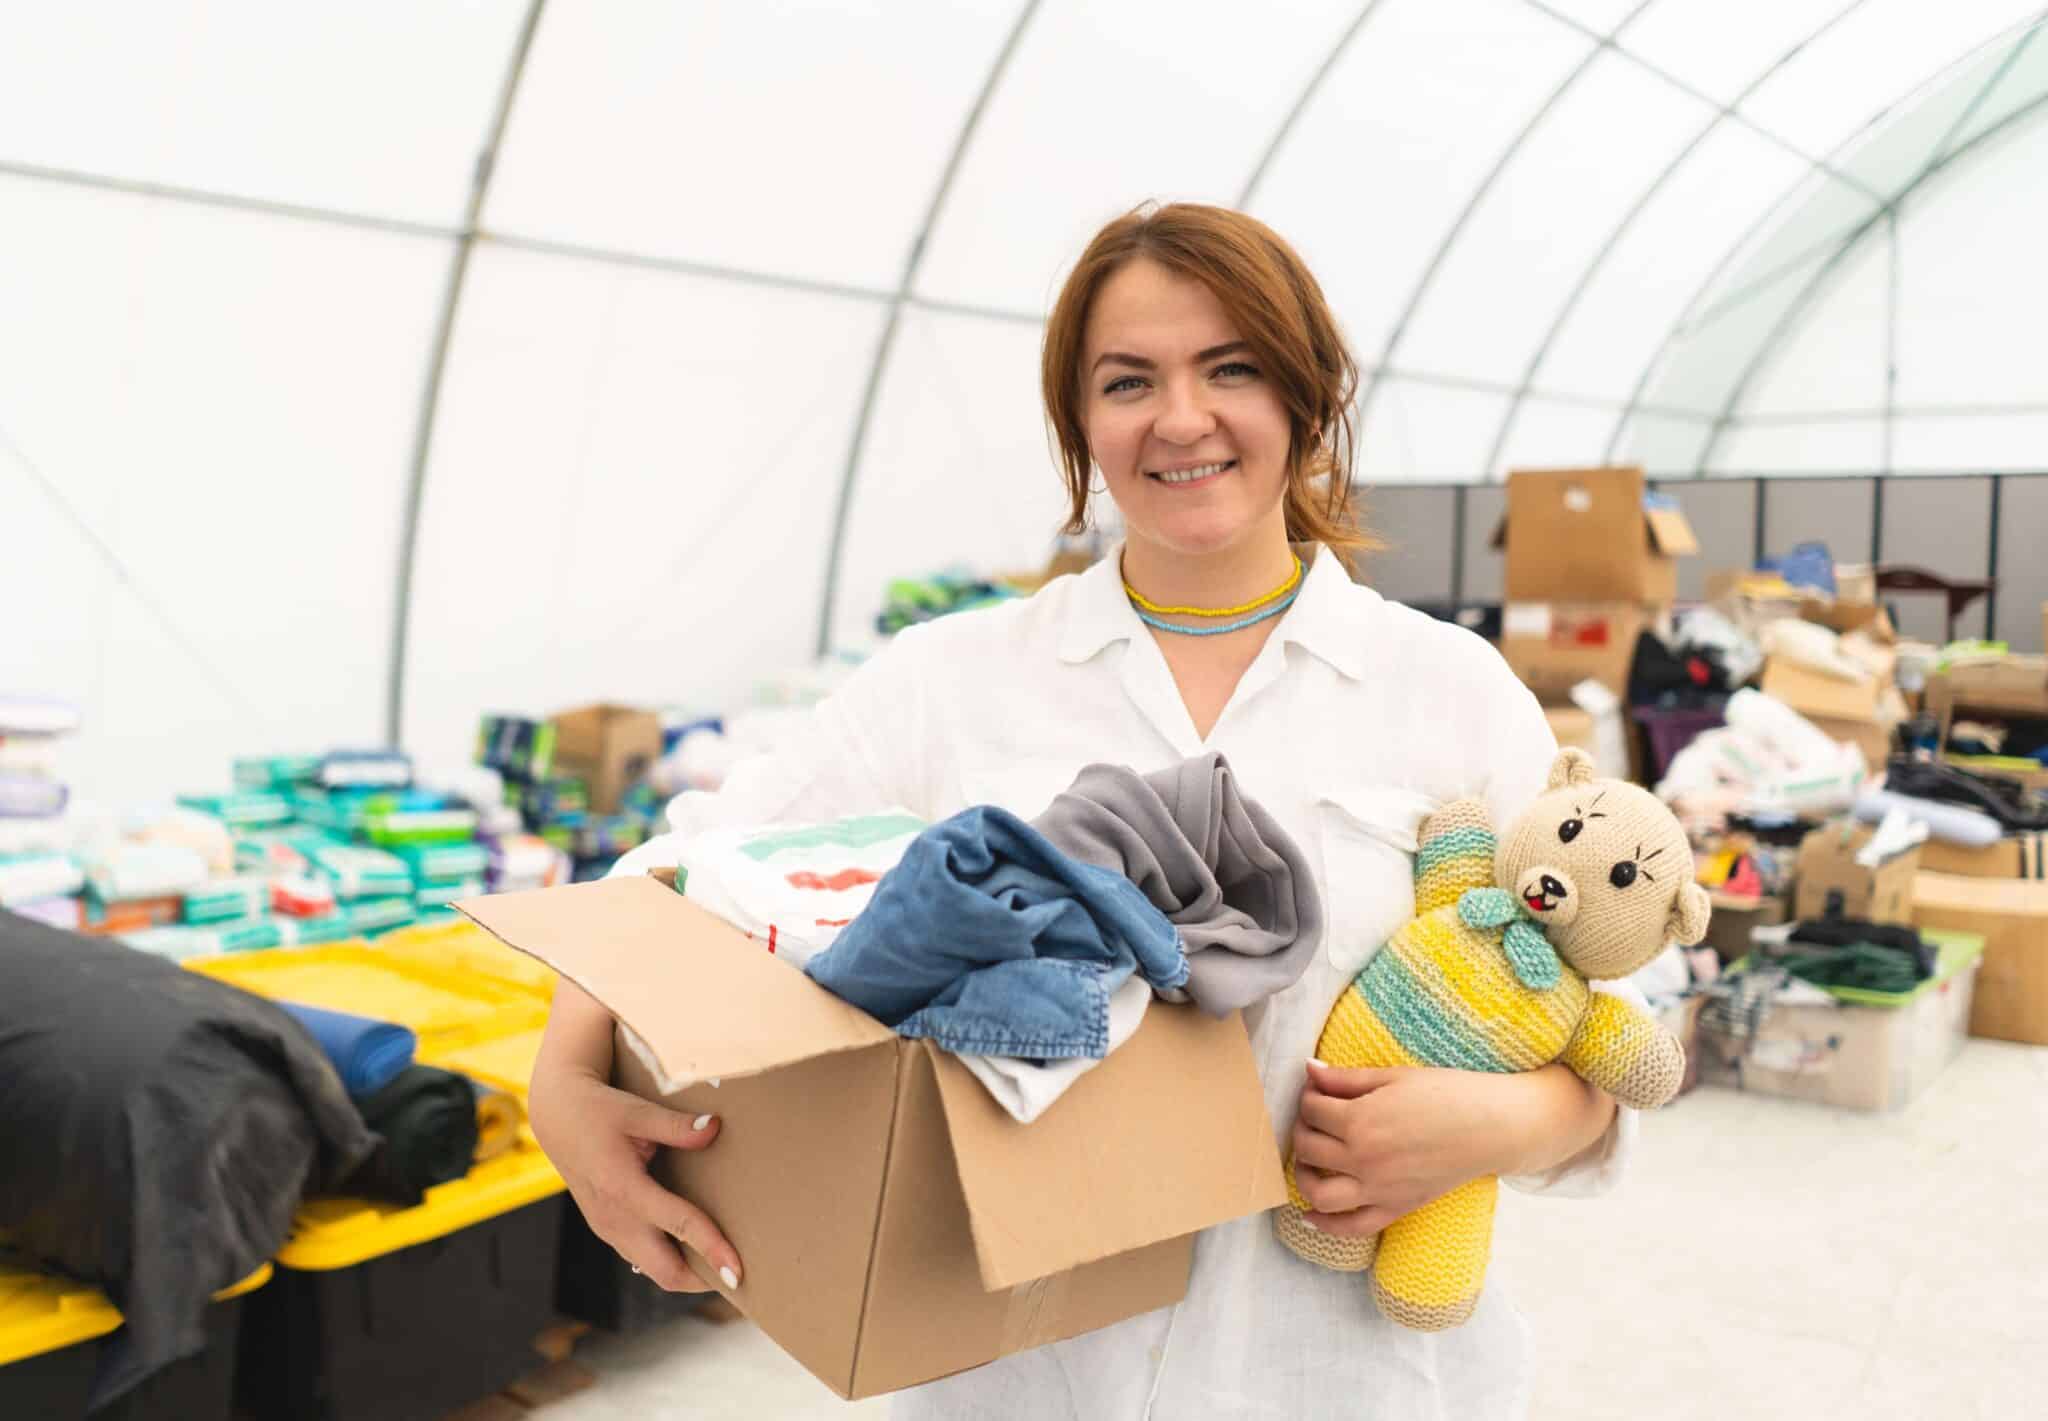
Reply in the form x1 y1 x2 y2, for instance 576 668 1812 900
802 805 1188 1059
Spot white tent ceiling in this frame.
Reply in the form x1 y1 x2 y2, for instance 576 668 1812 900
3 0 2044 801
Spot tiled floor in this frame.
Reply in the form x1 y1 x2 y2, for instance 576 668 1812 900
547 1039 2047 1420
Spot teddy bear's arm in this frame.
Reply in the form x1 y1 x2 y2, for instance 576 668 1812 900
1560 991 1687 1111
1413 797 1498 915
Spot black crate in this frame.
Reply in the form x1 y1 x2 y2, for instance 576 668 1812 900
237 1198 561 1421
553 1196 708 1334
0 1293 245 1421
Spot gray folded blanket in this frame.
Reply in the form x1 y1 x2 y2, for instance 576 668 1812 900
1030 753 1323 1014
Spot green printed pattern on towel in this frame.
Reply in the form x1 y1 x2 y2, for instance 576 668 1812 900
738 814 926 861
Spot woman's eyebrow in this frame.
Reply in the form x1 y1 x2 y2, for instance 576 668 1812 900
1090 340 1249 374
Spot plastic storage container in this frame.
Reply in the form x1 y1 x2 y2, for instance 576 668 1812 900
0 1261 270 1421
236 1147 564 1421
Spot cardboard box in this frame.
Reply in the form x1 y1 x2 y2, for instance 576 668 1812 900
548 704 665 816
1703 570 1893 641
458 876 1285 1400
1795 822 1921 924
1759 658 1907 769
1703 891 1788 963
1501 603 1645 700
1694 934 1981 1111
1918 832 2047 880
1913 871 2048 1044
1492 467 1698 604
1924 658 2048 720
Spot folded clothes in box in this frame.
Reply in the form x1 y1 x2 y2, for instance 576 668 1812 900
183 876 270 925
175 791 292 829
0 853 84 906
87 843 210 903
365 807 479 848
118 924 225 962
271 873 338 918
0 694 81 736
394 840 489 883
304 842 413 900
414 876 487 910
0 772 67 819
275 914 355 947
343 895 417 936
318 749 412 790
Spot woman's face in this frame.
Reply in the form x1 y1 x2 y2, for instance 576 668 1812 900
1080 257 1293 559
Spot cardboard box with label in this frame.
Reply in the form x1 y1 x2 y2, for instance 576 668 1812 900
1759 658 1908 770
1917 831 2047 881
1695 931 1982 1112
548 703 665 816
1492 467 1699 605
458 875 1286 1400
1703 891 1788 963
1912 871 2048 1045
1501 603 1646 700
1795 821 1921 924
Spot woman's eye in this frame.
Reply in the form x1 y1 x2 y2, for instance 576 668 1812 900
1213 361 1259 379
1103 375 1145 395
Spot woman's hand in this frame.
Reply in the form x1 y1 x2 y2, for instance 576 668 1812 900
529 981 742 1293
1289 1059 1614 1238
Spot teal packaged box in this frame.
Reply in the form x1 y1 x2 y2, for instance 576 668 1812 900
183 877 268 925
276 915 355 947
235 755 322 790
365 808 479 849
414 876 487 910
177 793 291 829
305 842 413 900
344 896 416 935
219 918 284 953
394 842 490 883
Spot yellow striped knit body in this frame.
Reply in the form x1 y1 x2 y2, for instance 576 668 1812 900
1276 792 1688 1332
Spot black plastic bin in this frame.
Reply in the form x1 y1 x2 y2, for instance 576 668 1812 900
554 1195 709 1333
238 1196 562 1421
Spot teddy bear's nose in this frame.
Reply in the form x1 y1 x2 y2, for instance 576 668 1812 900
1540 875 1568 901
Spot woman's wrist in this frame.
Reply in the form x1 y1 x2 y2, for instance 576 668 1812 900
1495 1065 1616 1177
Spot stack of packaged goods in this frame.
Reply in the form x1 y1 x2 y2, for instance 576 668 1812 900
476 711 661 886
0 697 84 929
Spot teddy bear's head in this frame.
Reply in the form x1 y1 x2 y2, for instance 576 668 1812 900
1494 748 1711 981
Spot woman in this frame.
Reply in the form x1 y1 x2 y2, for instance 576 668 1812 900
529 203 1639 1418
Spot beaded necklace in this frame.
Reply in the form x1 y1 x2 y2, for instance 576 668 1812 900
1124 555 1304 637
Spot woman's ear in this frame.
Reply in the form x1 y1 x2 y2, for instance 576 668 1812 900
1545 747 1596 791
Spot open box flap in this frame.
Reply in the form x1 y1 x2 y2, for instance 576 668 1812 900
1643 506 1699 557
927 1004 1286 1293
455 876 894 1092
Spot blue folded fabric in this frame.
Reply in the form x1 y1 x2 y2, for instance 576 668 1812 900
278 1002 418 1098
803 806 1187 1061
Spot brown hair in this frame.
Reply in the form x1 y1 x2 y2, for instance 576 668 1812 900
1041 202 1375 553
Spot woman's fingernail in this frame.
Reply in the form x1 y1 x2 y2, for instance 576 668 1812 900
1309 1058 1328 1070
1303 1217 1321 1231
720 1265 740 1289
693 1114 713 1131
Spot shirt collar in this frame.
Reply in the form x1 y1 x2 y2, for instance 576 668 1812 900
1056 539 1374 681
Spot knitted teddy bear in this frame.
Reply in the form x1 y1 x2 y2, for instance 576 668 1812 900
1275 747 1707 1331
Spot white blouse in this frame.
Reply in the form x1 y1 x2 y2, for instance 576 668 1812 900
618 543 1640 1420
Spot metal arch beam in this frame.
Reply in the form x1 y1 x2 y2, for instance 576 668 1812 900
812 0 1042 657
1479 0 1870 479
1695 68 2048 471
1604 13 2047 465
1354 1 1659 445
1236 0 1390 209
383 0 548 744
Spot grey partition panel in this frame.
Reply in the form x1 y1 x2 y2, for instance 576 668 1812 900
1762 476 1876 572
1995 474 2048 653
1357 485 1457 604
1880 476 1994 644
1460 484 1507 603
1653 479 1757 601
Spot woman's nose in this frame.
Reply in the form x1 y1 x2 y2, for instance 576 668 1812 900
1153 379 1216 443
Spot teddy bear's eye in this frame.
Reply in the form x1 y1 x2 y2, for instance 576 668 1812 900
1609 861 1638 888
1558 818 1583 843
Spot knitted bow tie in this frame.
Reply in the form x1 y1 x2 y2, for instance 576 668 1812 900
1457 887 1562 990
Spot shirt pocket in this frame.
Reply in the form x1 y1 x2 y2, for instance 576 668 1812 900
1315 785 1438 977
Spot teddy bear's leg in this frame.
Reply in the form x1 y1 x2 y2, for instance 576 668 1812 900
1274 1192 1379 1272
1368 1173 1499 1332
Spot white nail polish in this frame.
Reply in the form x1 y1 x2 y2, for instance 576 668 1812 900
693 1114 713 1131
1309 1058 1328 1070
720 1266 740 1289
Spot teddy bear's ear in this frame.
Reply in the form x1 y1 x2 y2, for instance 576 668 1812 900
1667 882 1712 947
1544 747 1597 791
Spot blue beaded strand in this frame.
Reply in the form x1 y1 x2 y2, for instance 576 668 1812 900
1130 585 1301 636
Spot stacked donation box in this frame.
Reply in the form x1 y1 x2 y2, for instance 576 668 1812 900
1492 466 1700 780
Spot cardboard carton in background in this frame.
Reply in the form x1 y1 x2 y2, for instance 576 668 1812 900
1492 466 1698 605
1913 871 2048 1045
548 703 665 816
1918 832 2047 881
1796 822 1921 924
459 876 1285 1401
1760 658 1908 770
1703 891 1788 963
1501 603 1646 701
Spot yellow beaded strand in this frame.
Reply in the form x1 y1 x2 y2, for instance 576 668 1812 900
1123 556 1302 618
